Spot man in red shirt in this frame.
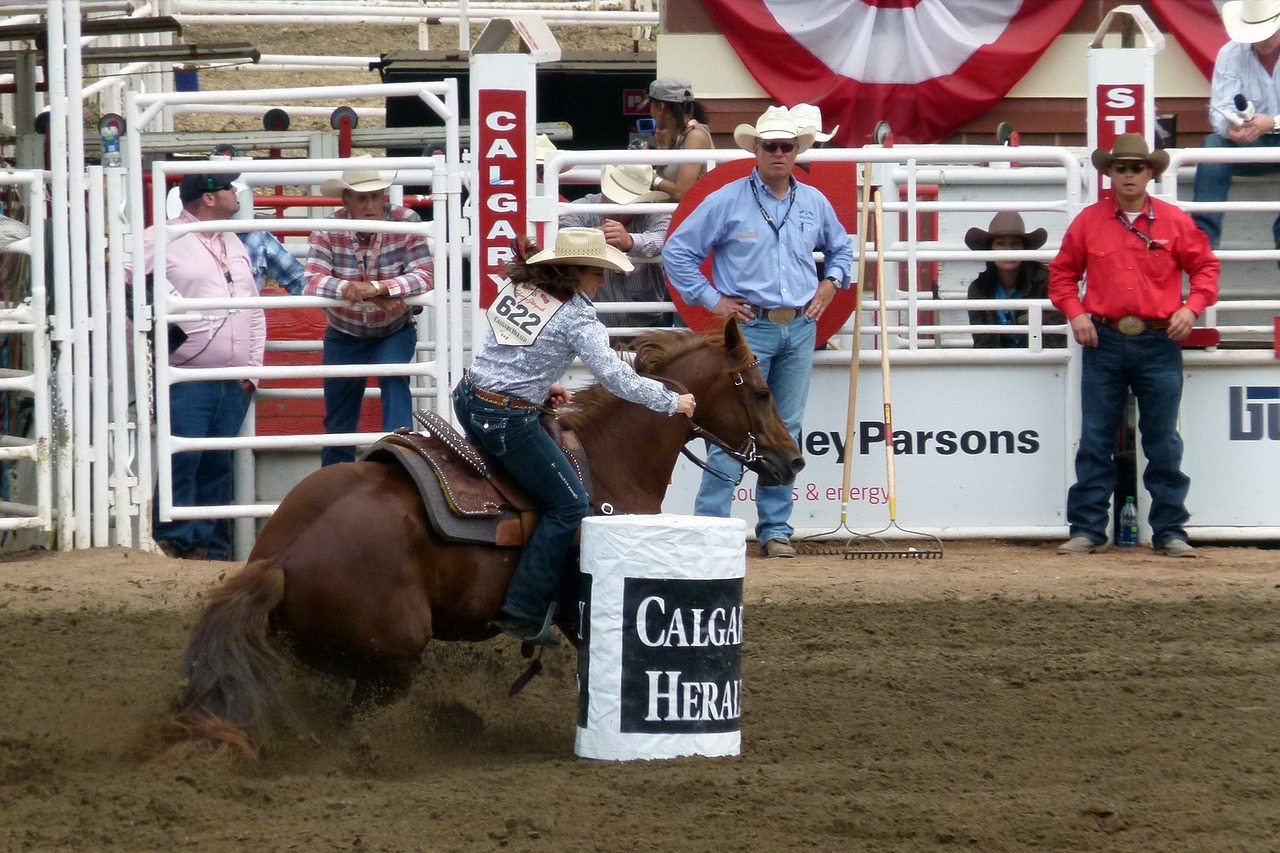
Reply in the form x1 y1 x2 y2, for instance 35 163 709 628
1049 134 1220 557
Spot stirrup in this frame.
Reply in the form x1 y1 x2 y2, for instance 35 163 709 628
525 601 560 647
489 602 560 648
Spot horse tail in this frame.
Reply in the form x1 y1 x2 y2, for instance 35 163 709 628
163 559 289 759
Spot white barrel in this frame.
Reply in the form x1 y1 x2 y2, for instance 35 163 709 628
574 514 746 761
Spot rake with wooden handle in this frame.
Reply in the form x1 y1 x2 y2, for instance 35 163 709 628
796 160 877 556
844 189 943 559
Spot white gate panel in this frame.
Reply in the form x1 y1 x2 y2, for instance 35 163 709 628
0 172 52 540
1180 359 1280 535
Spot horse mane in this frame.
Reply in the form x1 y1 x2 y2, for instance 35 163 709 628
561 328 724 430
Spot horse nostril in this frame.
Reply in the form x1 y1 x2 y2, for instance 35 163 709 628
791 457 806 474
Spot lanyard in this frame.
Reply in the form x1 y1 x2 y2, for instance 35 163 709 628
748 174 796 236
355 233 384 280
1115 201 1162 251
994 281 1018 325
180 211 234 291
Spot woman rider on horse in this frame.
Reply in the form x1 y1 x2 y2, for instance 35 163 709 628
453 227 697 647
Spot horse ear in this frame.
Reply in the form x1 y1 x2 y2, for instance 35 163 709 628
723 315 745 355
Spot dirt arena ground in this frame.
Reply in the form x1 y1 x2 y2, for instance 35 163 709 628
2 540 1279 852
13 14 1271 852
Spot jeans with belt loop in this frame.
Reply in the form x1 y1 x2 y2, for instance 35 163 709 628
693 312 814 543
452 380 590 623
1191 132 1280 249
1067 324 1190 547
320 323 417 466
155 379 252 559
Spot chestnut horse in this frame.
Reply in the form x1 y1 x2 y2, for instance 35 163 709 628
165 319 803 756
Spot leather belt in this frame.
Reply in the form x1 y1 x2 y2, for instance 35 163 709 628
748 304 803 324
464 373 539 410
1091 315 1170 336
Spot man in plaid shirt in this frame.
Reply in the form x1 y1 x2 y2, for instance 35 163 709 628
305 163 434 465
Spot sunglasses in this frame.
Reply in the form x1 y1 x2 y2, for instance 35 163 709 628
760 141 796 154
1110 162 1148 175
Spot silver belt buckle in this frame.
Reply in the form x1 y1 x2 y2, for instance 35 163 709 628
1116 316 1146 336
766 307 798 324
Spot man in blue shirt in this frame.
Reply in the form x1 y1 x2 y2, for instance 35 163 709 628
664 106 853 558
1192 0 1280 249
239 229 306 295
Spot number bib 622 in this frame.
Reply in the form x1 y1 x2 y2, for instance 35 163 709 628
486 282 565 346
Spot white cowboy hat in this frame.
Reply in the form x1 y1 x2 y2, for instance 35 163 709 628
525 227 634 273
788 103 839 143
600 163 669 204
1223 0 1280 44
534 133 557 165
321 159 393 197
732 105 816 154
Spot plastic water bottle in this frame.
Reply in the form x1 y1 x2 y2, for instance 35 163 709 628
1118 497 1138 548
101 128 122 169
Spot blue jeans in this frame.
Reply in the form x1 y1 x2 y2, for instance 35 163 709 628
693 313 815 543
452 381 589 623
155 379 251 559
1191 132 1280 248
1067 324 1190 547
320 323 416 466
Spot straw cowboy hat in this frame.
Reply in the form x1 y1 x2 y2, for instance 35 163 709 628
321 159 393 197
525 227 634 273
534 133 557 165
600 163 669 204
1090 133 1170 179
964 211 1048 252
733 106 817 154
1223 0 1280 44
789 103 840 143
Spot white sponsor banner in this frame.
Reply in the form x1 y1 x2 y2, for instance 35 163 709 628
661 361 1070 533
1181 365 1280 528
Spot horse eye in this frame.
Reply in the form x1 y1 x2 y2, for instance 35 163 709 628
754 390 771 403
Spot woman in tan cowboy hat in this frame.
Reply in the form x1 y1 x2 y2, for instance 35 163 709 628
963 211 1065 349
453 228 695 646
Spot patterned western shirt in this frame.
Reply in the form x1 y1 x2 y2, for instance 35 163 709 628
304 204 434 338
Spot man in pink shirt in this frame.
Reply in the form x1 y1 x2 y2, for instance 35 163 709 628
1049 134 1219 558
133 172 266 559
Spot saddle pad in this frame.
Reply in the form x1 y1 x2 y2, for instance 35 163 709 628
361 436 522 547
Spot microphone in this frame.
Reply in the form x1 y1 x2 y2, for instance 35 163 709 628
1234 93 1255 122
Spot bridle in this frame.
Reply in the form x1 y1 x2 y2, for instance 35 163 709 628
646 356 763 485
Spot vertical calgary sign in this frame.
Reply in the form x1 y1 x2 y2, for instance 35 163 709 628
474 88 528 310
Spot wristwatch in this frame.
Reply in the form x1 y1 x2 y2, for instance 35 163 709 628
823 274 841 288
1272 114 1280 134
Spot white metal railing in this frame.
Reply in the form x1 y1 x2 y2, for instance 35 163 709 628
1164 145 1280 268
124 79 462 558
540 144 1085 350
0 170 52 539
